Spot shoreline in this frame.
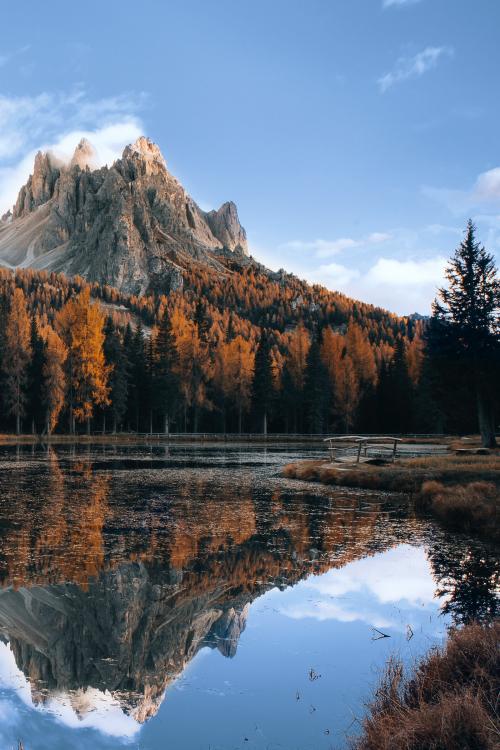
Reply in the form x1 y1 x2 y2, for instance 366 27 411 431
0 432 458 446
282 455 500 542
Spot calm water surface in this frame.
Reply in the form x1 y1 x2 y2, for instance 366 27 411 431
0 443 497 750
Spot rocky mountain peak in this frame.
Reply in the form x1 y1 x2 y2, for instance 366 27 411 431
70 137 98 170
122 136 167 175
0 135 249 293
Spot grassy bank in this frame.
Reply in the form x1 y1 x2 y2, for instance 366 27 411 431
283 454 500 540
351 620 500 750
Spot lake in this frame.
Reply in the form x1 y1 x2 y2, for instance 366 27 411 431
0 444 497 750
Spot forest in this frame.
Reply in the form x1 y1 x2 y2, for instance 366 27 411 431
0 222 497 439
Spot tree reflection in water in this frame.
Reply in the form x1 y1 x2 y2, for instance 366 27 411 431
0 444 496 726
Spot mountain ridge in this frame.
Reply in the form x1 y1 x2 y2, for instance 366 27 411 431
0 136 249 295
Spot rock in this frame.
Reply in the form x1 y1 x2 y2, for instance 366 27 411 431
0 136 248 294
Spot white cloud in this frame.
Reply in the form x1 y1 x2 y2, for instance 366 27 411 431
378 46 453 92
0 88 145 214
364 256 447 286
383 0 422 7
279 231 391 259
277 545 441 630
300 251 447 314
0 641 140 738
423 165 500 215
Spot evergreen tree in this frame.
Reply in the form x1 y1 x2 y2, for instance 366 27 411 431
251 332 274 434
303 333 329 433
127 324 147 432
2 288 32 434
154 309 179 434
380 338 414 434
103 318 129 433
430 221 499 446
27 318 45 434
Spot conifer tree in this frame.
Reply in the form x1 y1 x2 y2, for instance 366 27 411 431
103 318 129 433
154 309 179 434
304 332 329 433
381 337 414 433
2 288 32 434
430 220 499 446
56 288 110 434
127 323 147 432
251 331 274 434
41 327 67 435
27 317 45 434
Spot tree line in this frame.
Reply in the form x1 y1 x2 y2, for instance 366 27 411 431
0 221 497 442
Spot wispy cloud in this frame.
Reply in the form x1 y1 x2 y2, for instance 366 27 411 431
423 165 500 215
0 88 146 213
305 254 447 313
279 231 391 259
0 45 30 70
383 0 423 7
378 46 453 92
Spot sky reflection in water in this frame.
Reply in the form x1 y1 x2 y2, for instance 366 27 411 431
0 444 496 750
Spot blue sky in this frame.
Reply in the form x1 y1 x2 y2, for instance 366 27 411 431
1 0 499 314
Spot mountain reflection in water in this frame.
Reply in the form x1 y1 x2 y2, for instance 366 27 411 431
0 444 497 749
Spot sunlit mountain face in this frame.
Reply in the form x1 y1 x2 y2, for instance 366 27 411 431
0 445 497 749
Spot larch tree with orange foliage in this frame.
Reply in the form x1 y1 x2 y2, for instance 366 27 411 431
215 335 255 432
2 288 32 434
171 308 212 431
56 288 110 433
41 327 67 435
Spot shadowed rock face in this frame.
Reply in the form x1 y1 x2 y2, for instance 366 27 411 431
0 136 248 294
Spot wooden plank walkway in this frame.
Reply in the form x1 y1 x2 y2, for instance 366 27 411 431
324 436 402 464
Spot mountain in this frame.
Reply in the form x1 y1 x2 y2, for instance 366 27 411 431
0 136 248 295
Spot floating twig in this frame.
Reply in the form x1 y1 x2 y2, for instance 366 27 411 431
371 627 390 641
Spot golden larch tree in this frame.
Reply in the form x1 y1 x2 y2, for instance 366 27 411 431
56 288 110 433
41 326 67 434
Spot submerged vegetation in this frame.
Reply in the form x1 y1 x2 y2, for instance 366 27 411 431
351 620 500 750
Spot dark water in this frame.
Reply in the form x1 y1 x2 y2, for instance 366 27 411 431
0 443 497 750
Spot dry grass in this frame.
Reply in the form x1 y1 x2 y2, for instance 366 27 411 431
351 620 500 750
419 481 499 539
283 454 500 539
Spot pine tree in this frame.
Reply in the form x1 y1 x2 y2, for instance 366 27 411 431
27 317 45 434
2 288 32 434
304 332 329 433
251 331 274 434
154 309 179 434
103 318 129 433
378 338 414 433
431 221 500 447
127 323 147 432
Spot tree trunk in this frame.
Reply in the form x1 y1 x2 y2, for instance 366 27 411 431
193 406 198 434
16 413 20 436
86 416 91 435
477 386 497 448
164 413 169 435
113 416 117 435
149 410 153 435
238 404 242 434
102 413 106 435
263 411 267 436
